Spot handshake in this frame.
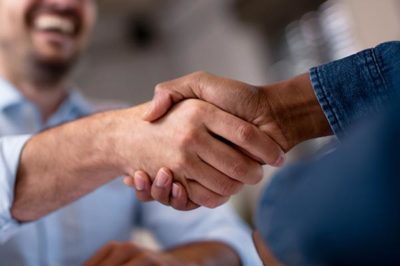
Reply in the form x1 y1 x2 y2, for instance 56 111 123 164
119 71 331 210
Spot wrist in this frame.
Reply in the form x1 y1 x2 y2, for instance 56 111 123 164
262 73 332 151
105 104 149 176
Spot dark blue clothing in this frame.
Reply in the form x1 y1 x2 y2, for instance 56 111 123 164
257 41 400 265
311 41 400 137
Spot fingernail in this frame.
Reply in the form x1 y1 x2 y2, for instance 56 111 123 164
274 152 286 167
155 170 170 188
172 183 180 198
134 174 145 191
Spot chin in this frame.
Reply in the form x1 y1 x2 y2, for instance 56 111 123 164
29 49 78 84
33 45 78 65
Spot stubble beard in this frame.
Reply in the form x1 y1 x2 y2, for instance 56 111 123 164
27 52 79 89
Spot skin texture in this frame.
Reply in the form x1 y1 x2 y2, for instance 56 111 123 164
83 241 241 266
127 71 332 209
1 1 256 265
13 99 270 219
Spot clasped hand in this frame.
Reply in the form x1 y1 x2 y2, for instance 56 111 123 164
122 72 295 210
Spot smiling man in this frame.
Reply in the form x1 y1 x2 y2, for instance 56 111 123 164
0 0 268 265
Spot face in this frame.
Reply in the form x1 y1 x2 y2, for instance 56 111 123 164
0 0 97 69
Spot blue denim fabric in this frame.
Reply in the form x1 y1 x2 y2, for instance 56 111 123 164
310 41 400 137
256 41 400 265
257 100 400 265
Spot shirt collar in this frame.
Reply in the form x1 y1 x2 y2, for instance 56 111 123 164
60 89 93 117
0 78 25 111
45 89 93 128
0 76 92 117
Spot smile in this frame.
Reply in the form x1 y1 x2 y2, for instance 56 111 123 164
33 14 76 36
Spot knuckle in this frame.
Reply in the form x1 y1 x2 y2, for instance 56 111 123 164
174 154 191 171
178 103 200 122
204 200 218 209
219 180 242 196
231 163 248 180
248 165 264 185
154 82 168 93
209 196 229 208
179 129 198 147
237 124 255 144
184 99 207 114
190 70 208 79
201 194 226 209
199 193 215 208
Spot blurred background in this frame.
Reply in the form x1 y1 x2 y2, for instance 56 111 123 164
74 0 400 226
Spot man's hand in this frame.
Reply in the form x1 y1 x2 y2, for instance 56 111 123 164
12 98 281 221
126 71 332 210
84 241 242 266
83 241 184 266
124 168 197 211
144 71 331 152
118 99 282 208
124 168 196 211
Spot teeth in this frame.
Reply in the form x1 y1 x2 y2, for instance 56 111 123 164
34 15 75 35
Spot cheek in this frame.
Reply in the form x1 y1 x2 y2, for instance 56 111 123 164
0 3 27 41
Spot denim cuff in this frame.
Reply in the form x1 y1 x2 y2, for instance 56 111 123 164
309 41 400 138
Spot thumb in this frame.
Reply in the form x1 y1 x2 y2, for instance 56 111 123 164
143 89 174 121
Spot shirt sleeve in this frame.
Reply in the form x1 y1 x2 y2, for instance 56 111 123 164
310 41 400 138
139 202 262 266
0 135 31 243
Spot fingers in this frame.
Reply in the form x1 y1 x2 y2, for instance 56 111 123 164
143 89 175 122
186 180 230 208
194 129 263 185
124 172 153 202
130 169 230 209
143 76 195 121
169 182 199 211
143 71 225 121
150 168 173 205
185 154 244 196
83 242 113 266
126 169 199 211
99 243 141 266
83 242 141 266
205 106 285 167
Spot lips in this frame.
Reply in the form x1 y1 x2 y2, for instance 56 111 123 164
34 14 76 35
27 4 82 38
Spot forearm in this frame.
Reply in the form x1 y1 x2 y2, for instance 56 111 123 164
11 105 147 222
166 241 242 266
261 42 400 149
262 73 332 151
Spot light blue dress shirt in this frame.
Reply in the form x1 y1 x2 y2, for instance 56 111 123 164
0 78 261 266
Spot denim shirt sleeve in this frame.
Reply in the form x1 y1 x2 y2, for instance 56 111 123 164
0 135 31 243
310 41 400 137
